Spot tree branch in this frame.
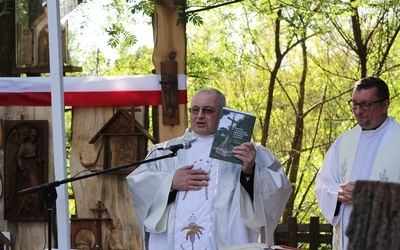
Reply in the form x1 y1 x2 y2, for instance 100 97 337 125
186 0 243 14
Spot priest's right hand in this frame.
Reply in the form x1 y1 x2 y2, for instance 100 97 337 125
171 165 210 191
338 182 356 204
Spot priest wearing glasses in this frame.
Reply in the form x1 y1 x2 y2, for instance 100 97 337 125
315 76 400 250
127 88 292 250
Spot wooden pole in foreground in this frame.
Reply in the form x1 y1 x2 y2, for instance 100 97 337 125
347 180 400 250
47 0 70 248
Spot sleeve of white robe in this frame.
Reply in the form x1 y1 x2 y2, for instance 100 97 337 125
239 144 293 245
126 141 183 237
314 138 342 226
126 162 172 230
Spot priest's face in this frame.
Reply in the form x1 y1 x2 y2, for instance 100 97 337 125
351 87 389 130
189 91 222 136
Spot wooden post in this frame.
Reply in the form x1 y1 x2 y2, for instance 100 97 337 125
288 216 298 247
309 216 319 250
347 181 400 250
152 0 187 142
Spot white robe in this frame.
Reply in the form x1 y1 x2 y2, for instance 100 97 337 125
126 128 292 250
314 117 400 250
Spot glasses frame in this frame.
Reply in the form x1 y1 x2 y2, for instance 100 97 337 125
347 98 387 111
188 106 216 115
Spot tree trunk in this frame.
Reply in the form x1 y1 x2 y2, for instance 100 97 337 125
0 1 16 77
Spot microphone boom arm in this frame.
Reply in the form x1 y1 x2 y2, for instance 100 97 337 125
19 151 178 195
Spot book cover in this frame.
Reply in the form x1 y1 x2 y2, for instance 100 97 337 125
209 107 256 164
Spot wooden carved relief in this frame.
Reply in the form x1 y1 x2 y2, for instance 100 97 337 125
71 219 97 250
3 120 48 221
37 24 49 66
20 25 33 66
71 201 112 249
108 136 138 173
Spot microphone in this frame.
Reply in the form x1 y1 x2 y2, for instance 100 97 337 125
157 142 192 151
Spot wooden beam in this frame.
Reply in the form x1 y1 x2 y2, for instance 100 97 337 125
153 0 187 142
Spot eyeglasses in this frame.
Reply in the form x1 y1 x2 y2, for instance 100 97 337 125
188 106 216 115
348 99 386 111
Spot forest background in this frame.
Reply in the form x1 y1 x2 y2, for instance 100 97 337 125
2 0 400 233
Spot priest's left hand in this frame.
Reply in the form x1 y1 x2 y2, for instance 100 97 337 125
232 142 256 175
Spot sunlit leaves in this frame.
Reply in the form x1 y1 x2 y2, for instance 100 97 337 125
183 0 400 221
126 0 155 16
106 23 138 49
113 46 154 75
177 8 204 25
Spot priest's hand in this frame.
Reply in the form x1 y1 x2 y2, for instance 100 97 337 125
171 165 210 191
338 182 356 204
232 142 256 176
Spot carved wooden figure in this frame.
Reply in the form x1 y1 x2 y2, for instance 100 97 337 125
4 120 48 221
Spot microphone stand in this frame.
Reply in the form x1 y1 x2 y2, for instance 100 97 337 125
19 150 179 250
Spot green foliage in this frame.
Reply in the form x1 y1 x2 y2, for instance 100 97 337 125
0 0 12 16
177 8 204 26
113 45 154 75
67 0 154 76
103 0 144 49
65 108 76 216
126 0 246 26
184 0 400 222
65 108 72 160
0 0 13 16
126 0 156 16
106 23 138 49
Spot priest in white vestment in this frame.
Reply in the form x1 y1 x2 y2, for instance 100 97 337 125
315 77 400 250
127 88 292 250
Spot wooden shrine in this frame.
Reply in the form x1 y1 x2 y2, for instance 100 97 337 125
71 201 112 250
13 0 82 76
88 104 157 174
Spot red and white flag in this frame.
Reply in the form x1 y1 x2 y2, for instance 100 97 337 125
0 75 187 107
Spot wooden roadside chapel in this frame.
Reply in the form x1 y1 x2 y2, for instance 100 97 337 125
0 0 186 249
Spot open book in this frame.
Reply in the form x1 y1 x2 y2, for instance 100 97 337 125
209 107 256 164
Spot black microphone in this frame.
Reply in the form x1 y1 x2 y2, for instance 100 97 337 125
157 142 192 151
